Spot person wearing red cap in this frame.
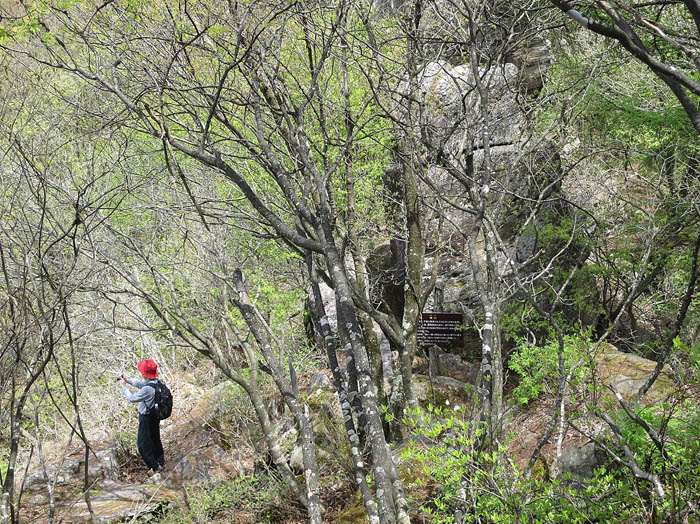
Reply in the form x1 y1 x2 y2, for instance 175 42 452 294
120 359 165 473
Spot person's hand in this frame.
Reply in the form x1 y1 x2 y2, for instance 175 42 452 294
120 376 127 387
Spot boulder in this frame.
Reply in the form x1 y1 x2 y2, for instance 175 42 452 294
289 444 330 472
507 343 682 475
185 380 233 427
553 442 605 483
508 36 551 93
595 345 676 405
426 346 478 383
403 59 571 337
413 374 474 408
166 431 237 486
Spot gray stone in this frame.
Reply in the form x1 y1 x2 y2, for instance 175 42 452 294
23 447 118 492
438 353 471 383
309 371 332 393
509 36 551 92
555 442 605 481
289 444 304 471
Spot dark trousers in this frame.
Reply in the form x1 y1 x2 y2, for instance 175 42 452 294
137 413 164 471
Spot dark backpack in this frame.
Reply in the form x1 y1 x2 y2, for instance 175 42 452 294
148 379 173 420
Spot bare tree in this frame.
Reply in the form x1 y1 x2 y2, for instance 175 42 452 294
0 69 118 523
549 0 700 134
358 0 583 446
0 1 420 520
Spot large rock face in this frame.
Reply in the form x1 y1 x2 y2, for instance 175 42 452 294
376 57 570 354
415 60 523 151
315 49 571 363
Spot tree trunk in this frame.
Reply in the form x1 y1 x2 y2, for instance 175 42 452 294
400 159 424 414
479 304 503 442
307 259 380 524
232 270 322 524
324 245 410 524
341 35 386 410
335 294 368 442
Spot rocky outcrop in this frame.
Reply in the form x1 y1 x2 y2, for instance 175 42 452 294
377 57 574 352
36 481 178 524
508 343 680 476
553 442 606 484
21 445 179 523
428 345 478 383
23 448 118 495
415 60 523 151
22 381 250 523
594 345 676 405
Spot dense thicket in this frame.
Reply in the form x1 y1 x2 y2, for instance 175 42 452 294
0 0 698 523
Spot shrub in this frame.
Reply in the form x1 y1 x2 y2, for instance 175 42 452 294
157 476 303 524
508 334 589 405
398 404 691 524
612 399 700 520
111 428 142 480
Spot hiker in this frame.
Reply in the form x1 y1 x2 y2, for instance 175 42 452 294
119 359 165 473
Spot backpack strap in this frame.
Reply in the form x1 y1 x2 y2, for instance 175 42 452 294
146 379 159 410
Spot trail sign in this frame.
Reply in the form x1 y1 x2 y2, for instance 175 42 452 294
417 312 464 350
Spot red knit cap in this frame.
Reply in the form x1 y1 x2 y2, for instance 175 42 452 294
137 359 158 379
